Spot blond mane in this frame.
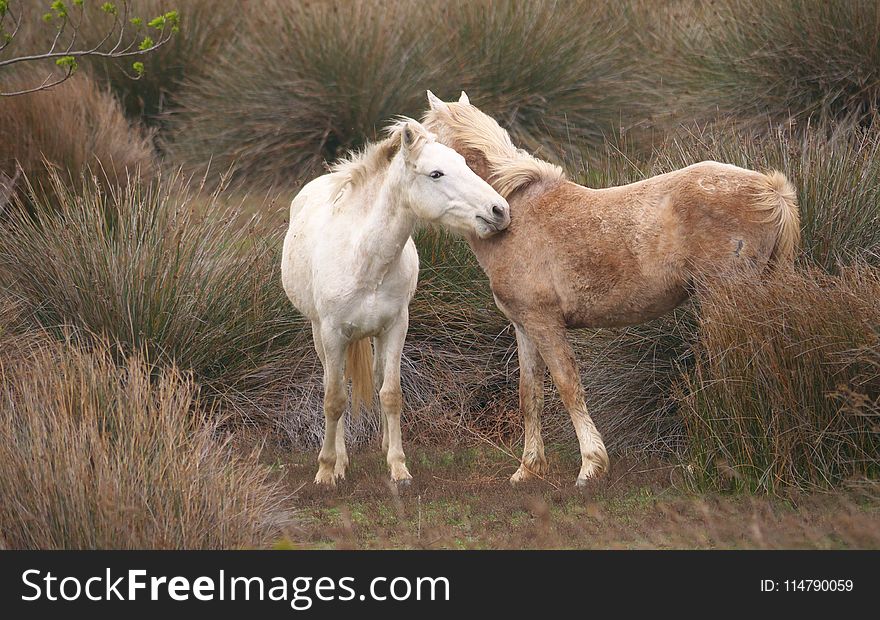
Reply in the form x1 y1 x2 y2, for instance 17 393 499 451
328 118 432 200
422 102 565 198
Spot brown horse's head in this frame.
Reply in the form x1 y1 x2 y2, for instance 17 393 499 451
422 90 565 200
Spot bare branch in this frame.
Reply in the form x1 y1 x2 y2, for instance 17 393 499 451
0 4 23 54
0 65 74 96
0 0 181 96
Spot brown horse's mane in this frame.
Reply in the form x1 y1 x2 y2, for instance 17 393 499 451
423 102 565 198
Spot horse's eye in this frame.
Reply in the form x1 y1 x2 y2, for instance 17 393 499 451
429 171 444 179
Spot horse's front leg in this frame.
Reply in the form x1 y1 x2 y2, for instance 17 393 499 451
314 326 348 486
510 324 548 483
312 324 349 480
374 309 412 485
530 324 609 485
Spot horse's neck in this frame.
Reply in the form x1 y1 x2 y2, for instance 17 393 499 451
352 160 416 284
464 183 534 275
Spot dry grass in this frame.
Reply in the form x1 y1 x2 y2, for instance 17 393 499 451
0 172 308 407
0 72 154 205
0 330 293 549
664 0 880 131
678 266 880 493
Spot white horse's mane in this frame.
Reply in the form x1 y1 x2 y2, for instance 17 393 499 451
422 101 565 198
328 118 432 200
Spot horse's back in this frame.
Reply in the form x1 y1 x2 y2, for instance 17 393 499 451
588 161 780 266
482 161 792 328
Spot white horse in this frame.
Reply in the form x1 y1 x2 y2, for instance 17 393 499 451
281 119 510 486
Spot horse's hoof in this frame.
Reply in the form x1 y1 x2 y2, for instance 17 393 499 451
575 477 589 488
395 477 412 489
314 471 337 487
510 468 530 485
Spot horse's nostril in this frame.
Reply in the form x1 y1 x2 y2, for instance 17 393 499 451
492 204 505 218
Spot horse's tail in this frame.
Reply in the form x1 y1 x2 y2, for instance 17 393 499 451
754 170 800 267
345 338 374 417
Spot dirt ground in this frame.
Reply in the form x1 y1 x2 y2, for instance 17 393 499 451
249 439 880 550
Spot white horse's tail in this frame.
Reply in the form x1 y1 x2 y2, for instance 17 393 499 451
754 170 801 267
345 338 374 417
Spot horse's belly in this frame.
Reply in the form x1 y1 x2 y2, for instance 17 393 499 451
562 280 689 328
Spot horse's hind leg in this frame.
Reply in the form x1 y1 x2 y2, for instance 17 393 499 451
374 309 412 485
314 326 348 486
510 325 548 483
530 324 609 485
372 337 389 454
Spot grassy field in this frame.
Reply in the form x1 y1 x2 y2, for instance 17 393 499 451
1 0 879 549
257 442 880 550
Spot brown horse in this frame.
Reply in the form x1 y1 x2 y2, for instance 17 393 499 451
423 91 800 486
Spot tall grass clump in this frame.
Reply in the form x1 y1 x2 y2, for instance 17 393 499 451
0 72 154 205
167 0 439 188
0 334 292 549
443 0 653 160
80 0 240 123
168 0 653 189
0 171 306 398
669 0 880 130
679 266 880 493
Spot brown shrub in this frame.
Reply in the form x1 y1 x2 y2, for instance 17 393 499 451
0 72 154 203
0 332 293 549
679 265 880 493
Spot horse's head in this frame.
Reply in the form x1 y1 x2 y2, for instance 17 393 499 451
393 119 510 238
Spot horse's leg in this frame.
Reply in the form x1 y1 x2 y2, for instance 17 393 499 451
530 324 608 485
373 336 389 453
314 326 347 486
334 413 349 479
312 324 348 479
510 325 548 483
374 310 412 484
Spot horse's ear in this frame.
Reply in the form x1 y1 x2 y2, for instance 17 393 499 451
459 91 470 105
400 121 417 156
427 90 447 112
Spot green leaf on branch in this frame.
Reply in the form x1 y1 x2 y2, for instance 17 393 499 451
50 1 68 19
130 17 143 27
100 2 117 16
55 55 78 72
165 10 180 32
132 61 145 76
139 36 154 51
0 0 8 18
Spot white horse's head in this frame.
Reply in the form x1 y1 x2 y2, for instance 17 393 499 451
393 119 510 238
